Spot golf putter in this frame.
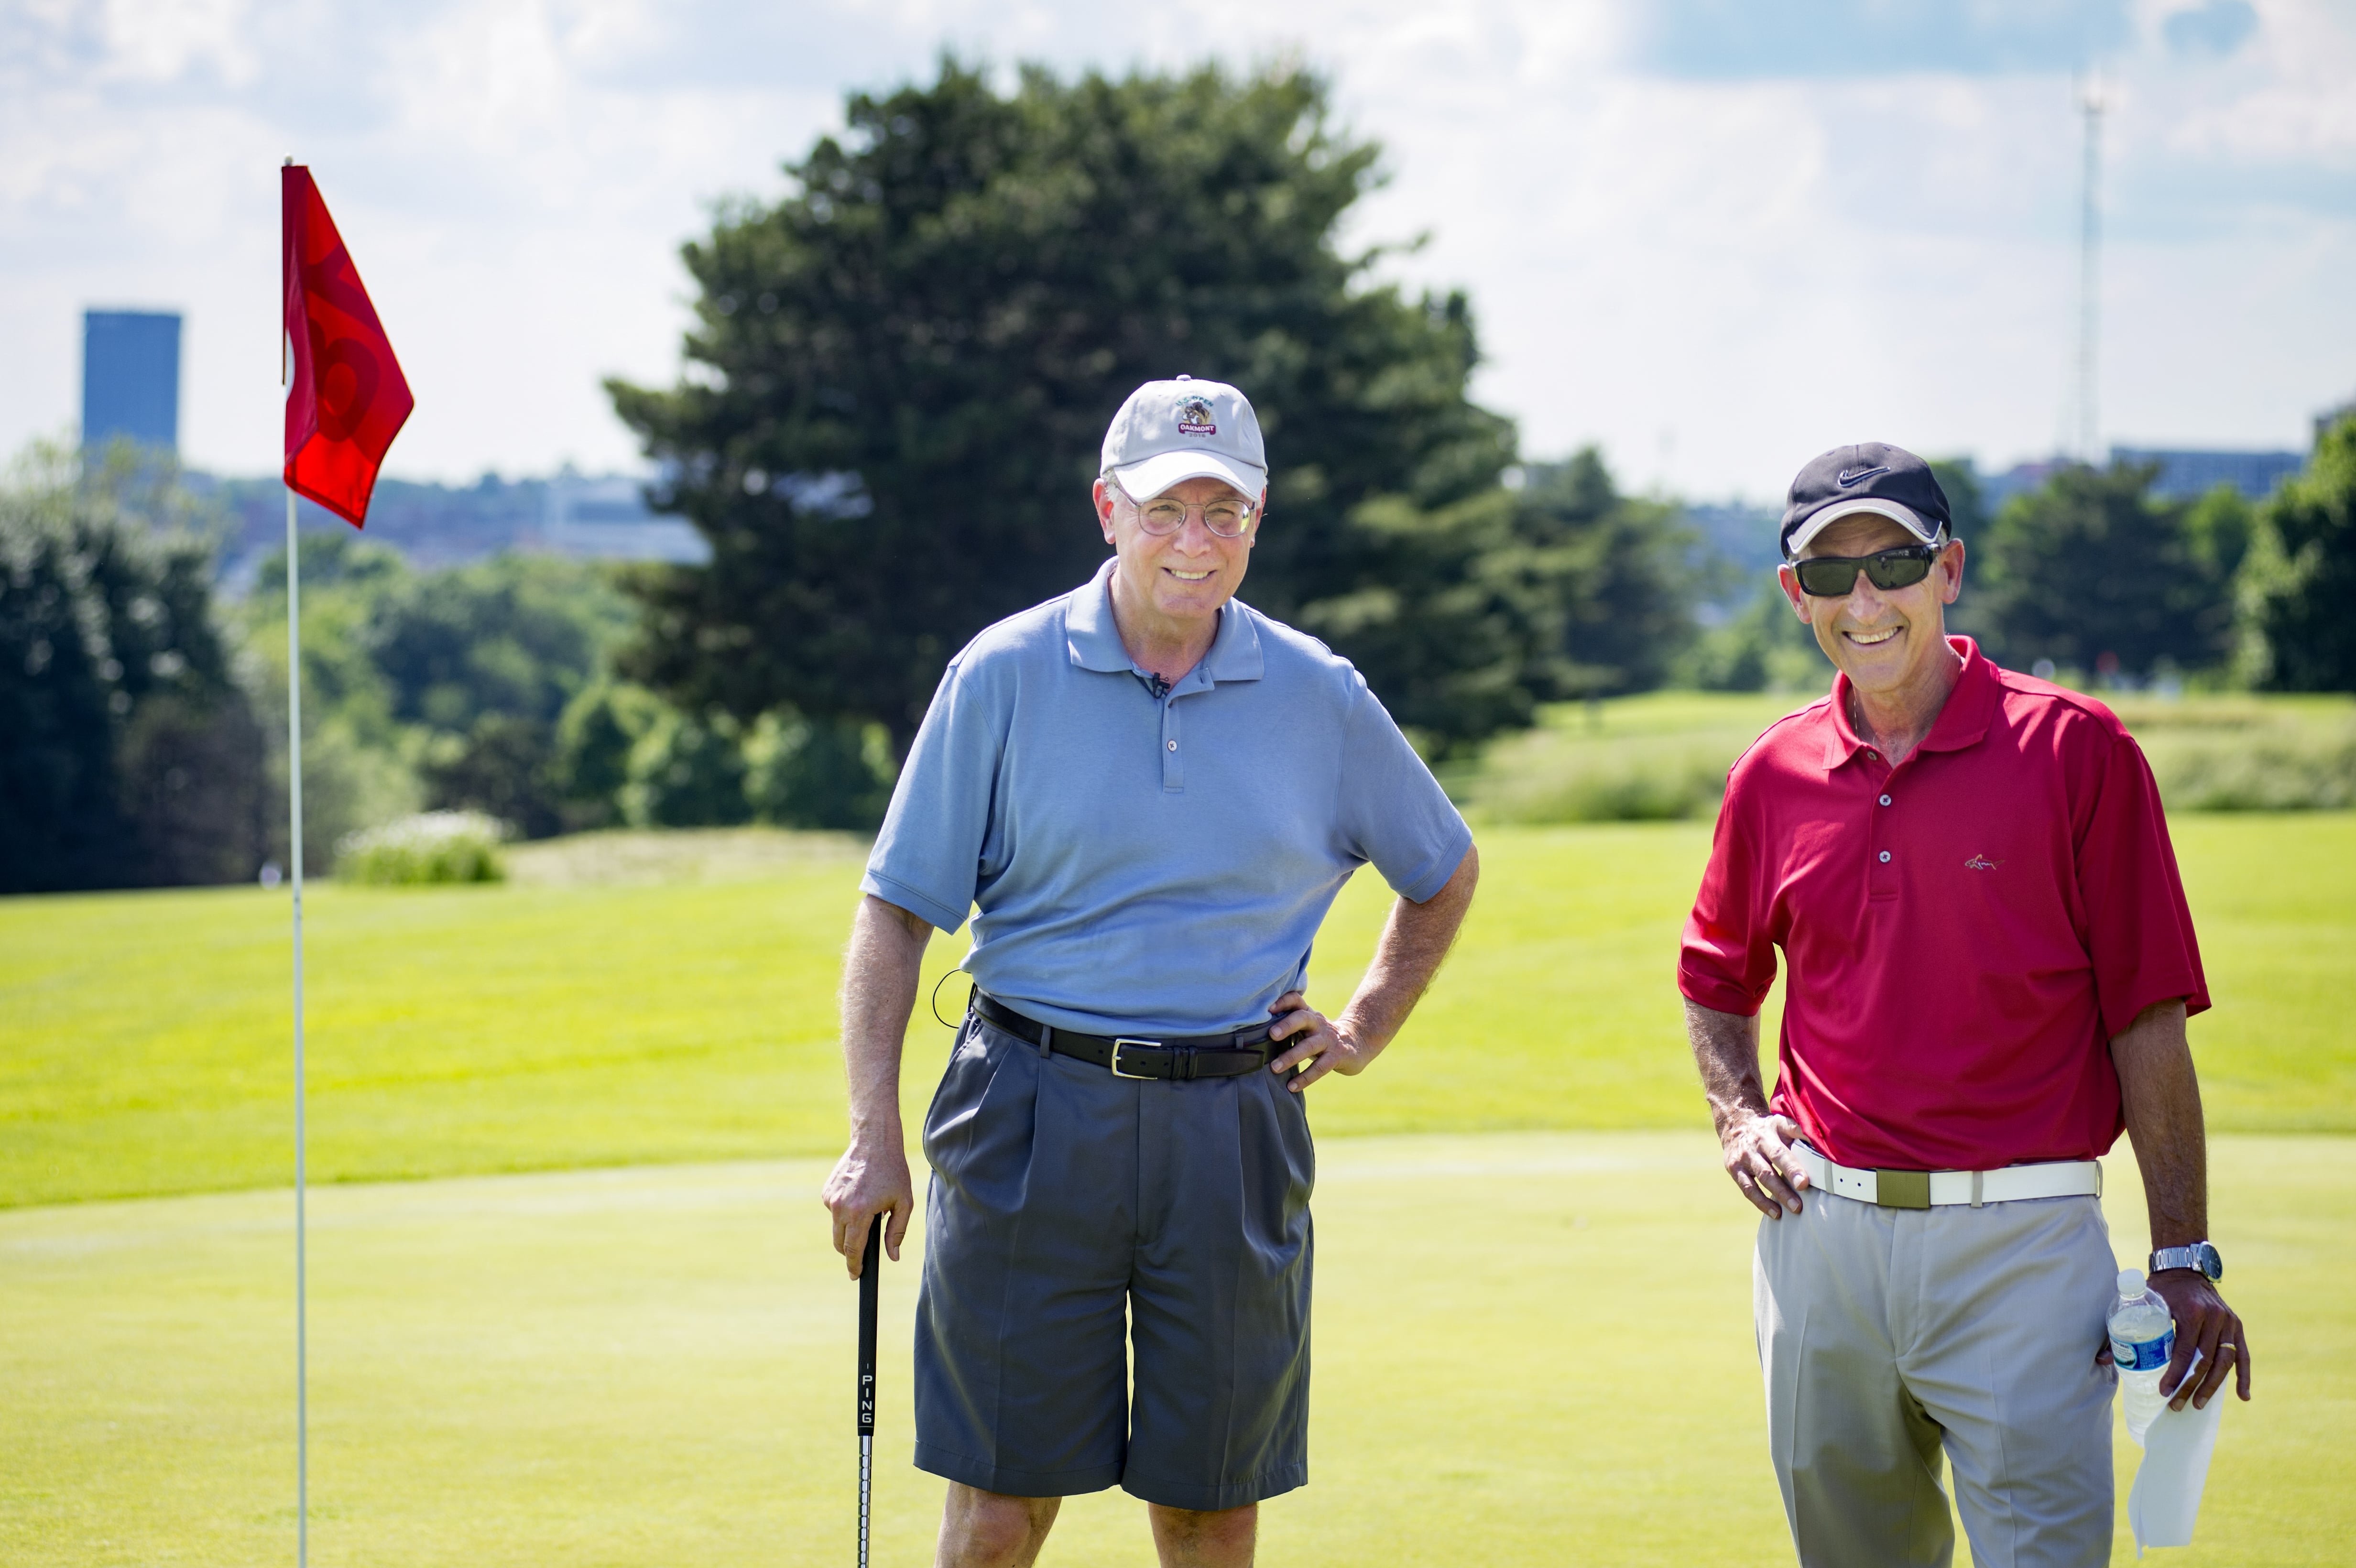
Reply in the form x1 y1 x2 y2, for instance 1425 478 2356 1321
857 1220 881 1568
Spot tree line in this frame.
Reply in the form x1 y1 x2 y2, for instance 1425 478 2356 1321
5 59 2352 894
605 57 2351 749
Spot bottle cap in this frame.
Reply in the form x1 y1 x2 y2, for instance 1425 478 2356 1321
2117 1267 2144 1296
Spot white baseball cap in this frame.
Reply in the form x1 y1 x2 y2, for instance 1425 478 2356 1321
1101 375 1268 501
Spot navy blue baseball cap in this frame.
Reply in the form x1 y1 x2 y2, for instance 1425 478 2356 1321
1780 442 1953 560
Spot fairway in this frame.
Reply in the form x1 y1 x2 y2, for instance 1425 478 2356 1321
3 1135 2345 1566
4 817 2353 1206
4 815 2353 1562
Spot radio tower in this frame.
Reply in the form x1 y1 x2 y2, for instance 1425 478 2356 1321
2070 74 2105 465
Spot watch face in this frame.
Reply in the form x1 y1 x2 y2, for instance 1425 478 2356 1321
2153 1243 2225 1281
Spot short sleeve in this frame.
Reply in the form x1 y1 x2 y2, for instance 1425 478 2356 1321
2076 732 2208 1038
1679 773 1778 1017
1334 676 1473 903
861 660 1000 933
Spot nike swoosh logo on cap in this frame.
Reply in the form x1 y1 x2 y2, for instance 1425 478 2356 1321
1836 466 1890 487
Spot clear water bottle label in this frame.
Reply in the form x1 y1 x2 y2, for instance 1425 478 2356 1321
2112 1331 2173 1371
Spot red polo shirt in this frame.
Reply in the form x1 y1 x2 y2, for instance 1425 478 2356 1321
1679 638 2208 1171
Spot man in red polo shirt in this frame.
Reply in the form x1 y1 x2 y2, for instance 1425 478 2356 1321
1680 443 2253 1568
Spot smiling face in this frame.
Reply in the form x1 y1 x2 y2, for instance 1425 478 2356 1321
1092 473 1261 644
1778 511 1966 706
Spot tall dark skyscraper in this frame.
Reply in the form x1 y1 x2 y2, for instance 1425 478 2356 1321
82 309 182 451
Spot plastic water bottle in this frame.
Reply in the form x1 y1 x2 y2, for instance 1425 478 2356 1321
2109 1267 2176 1445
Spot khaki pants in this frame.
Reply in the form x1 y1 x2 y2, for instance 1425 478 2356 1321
1755 1190 2118 1568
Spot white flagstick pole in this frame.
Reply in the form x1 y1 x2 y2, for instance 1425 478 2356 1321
283 152 309 1568
287 479 307 1568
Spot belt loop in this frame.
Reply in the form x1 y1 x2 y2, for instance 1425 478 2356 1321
1178 1046 1196 1082
1036 1024 1053 1059
1970 1169 1984 1209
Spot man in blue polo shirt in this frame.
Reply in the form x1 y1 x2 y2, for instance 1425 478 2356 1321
822 375 1479 1568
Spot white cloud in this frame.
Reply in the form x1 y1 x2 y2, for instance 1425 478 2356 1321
1 0 2349 501
98 0 259 86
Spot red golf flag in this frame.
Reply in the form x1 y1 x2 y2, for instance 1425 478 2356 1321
283 165 413 526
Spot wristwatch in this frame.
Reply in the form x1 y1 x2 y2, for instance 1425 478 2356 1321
2149 1241 2224 1281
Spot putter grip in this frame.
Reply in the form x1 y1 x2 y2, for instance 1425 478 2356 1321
857 1222 881 1437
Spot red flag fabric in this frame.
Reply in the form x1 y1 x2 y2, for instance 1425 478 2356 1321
283 165 413 527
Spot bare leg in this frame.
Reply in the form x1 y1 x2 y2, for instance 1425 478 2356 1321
1148 1502 1257 1568
935 1484 1059 1568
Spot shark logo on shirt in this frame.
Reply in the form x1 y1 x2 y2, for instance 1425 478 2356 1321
1964 854 2001 871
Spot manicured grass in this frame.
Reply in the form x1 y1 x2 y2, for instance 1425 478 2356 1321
4 817 2353 1207
0 1134 2340 1566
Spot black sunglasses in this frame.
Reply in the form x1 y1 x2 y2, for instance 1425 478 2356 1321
1791 544 1940 598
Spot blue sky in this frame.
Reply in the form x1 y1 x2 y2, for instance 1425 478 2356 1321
2 0 2349 501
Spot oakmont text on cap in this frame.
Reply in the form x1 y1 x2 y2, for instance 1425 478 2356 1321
1780 441 1953 560
1102 376 1269 503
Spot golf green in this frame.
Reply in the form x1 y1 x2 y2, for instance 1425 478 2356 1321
0 1134 2340 1565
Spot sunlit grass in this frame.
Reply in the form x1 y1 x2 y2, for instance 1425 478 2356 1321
4 816 2350 1208
2 1135 2342 1567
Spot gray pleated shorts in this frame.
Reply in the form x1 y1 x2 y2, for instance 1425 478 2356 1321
911 1012 1315 1511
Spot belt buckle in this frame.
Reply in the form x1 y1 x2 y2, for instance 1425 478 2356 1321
1110 1038 1161 1079
1875 1169 1931 1210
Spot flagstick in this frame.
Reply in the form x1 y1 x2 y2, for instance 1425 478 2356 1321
285 479 308 1568
279 152 310 1568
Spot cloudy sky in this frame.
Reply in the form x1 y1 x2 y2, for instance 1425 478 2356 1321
4 0 2351 500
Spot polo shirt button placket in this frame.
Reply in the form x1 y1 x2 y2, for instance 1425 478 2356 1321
1161 702 1183 793
1867 755 1898 901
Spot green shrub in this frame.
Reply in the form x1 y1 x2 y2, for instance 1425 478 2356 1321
622 710 751 828
743 711 894 830
336 811 510 885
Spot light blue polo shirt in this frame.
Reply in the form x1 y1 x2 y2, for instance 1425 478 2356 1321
862 557 1474 1037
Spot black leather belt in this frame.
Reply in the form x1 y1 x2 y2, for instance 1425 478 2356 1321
971 991 1275 1082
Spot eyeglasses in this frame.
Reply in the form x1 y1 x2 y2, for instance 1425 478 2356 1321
1111 479 1259 538
1791 544 1941 598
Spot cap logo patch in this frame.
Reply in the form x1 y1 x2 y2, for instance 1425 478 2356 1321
1175 395 1216 436
1837 465 1891 488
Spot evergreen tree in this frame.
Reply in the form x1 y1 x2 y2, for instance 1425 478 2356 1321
2247 415 2356 691
1970 460 2239 678
607 58 1524 753
0 441 268 892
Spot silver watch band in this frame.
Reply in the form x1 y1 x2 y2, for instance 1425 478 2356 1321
2149 1241 2219 1278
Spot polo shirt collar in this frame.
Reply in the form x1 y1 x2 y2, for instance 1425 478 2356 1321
1204 597 1265 683
1064 557 1265 685
1822 635 1997 770
1065 559 1131 672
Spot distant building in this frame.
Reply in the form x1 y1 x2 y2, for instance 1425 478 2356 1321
1978 447 2305 512
541 470 709 564
2109 446 2304 501
82 310 182 451
1684 500 1783 578
1977 460 2069 515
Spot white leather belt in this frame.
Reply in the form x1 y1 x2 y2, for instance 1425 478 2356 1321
1791 1143 2101 1210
